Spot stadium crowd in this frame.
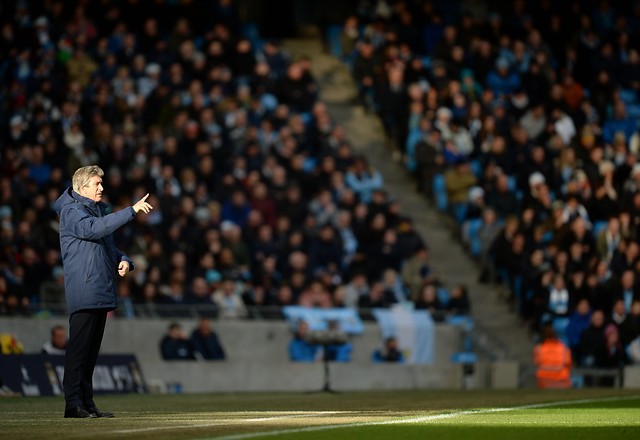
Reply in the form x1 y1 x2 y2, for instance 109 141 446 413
331 0 640 368
5 0 640 372
0 0 470 329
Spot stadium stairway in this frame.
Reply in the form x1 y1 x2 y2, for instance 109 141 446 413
284 38 537 387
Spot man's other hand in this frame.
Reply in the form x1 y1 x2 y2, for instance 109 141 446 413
118 261 130 277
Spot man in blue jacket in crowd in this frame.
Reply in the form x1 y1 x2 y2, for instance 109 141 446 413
54 165 153 418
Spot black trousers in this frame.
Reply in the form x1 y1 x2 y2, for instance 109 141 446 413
63 309 108 409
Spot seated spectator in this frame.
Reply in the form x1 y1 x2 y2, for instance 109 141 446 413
212 277 248 319
297 280 332 308
601 323 628 371
358 281 396 309
190 318 226 361
576 310 607 368
620 301 640 347
401 247 434 301
345 155 383 204
486 57 521 100
372 336 404 363
342 272 369 308
447 284 471 316
288 320 321 362
602 100 638 145
444 157 477 223
533 323 572 389
414 283 445 316
160 323 195 360
41 325 67 355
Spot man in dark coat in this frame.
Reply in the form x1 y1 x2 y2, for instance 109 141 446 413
190 318 226 360
54 165 153 418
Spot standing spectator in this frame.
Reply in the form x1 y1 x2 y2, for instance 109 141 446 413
190 318 226 361
378 65 408 156
533 323 572 389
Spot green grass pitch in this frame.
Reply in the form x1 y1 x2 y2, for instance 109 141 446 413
1 389 639 439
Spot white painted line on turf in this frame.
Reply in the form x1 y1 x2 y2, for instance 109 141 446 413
108 411 342 435
210 394 640 440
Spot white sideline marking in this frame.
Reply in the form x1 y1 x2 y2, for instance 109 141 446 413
109 411 341 435
210 395 640 440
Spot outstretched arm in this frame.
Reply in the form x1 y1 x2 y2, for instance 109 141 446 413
62 193 154 241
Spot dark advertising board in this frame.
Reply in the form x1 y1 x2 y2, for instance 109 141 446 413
0 354 146 397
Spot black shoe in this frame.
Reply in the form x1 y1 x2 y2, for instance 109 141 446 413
86 405 114 418
64 407 98 418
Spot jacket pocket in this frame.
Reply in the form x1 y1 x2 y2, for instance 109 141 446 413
83 245 96 284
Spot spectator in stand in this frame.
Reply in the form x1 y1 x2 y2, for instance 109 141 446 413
620 301 640 348
212 277 248 319
566 298 592 359
288 319 320 362
444 157 477 223
372 336 404 363
345 156 384 204
190 318 226 361
447 284 471 316
42 324 67 355
160 323 195 360
414 283 445 317
576 309 609 369
602 101 638 146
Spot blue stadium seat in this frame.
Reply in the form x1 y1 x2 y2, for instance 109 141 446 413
437 288 450 307
470 159 483 178
452 203 468 225
450 351 477 364
463 218 483 257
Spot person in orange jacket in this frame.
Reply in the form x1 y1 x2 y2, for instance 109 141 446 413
533 323 572 389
